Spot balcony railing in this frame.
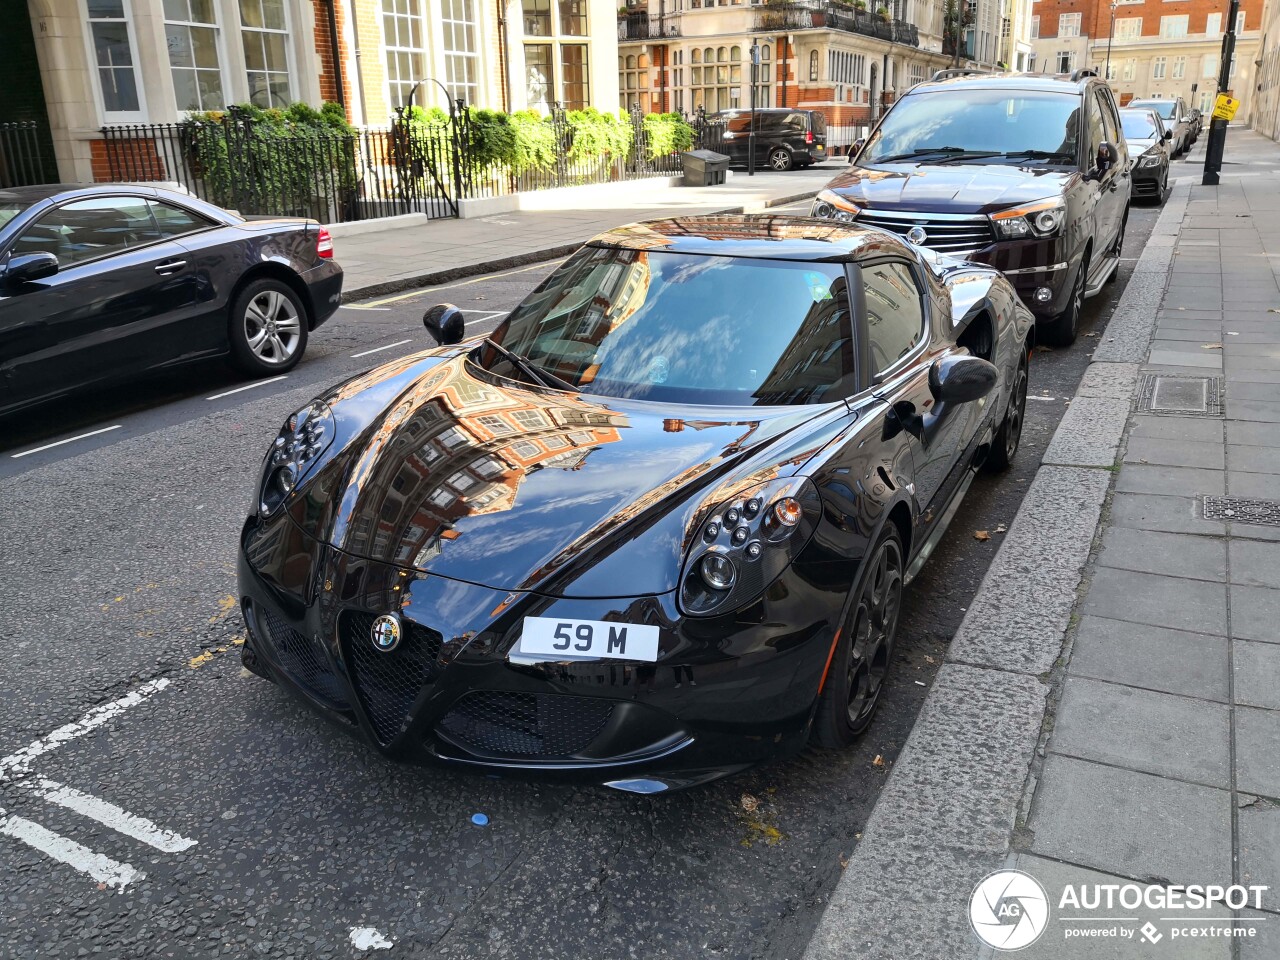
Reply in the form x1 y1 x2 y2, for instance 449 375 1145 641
618 12 681 40
754 4 919 47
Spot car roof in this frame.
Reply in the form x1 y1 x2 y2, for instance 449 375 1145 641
589 214 913 261
0 182 237 224
907 72 1094 96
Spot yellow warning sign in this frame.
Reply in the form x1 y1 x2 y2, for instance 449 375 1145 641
1213 94 1240 121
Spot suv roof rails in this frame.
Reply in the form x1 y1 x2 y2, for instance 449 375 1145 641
1070 68 1100 81
930 68 990 81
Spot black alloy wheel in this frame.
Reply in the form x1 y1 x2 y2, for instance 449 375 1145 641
1044 251 1087 347
986 350 1028 472
769 147 794 172
811 525 905 747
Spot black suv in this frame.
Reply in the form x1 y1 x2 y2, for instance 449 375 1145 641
810 71 1130 344
712 109 828 170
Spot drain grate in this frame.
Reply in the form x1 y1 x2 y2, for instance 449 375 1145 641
1203 496 1280 525
1136 375 1223 417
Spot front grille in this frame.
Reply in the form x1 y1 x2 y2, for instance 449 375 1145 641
856 210 995 254
256 607 350 711
437 692 615 759
1133 180 1161 197
342 611 443 745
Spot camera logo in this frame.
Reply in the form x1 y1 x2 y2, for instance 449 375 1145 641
970 870 1050 951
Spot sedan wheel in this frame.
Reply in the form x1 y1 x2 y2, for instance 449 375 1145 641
811 526 905 747
768 147 794 172
229 278 309 376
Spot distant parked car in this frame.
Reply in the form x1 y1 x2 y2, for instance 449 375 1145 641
1187 108 1203 143
711 108 828 170
0 183 342 416
1120 108 1172 205
1128 98 1191 156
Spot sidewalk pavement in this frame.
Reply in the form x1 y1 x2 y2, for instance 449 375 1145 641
333 163 840 301
806 126 1280 959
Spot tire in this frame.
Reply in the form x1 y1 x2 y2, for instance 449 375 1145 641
768 147 794 172
1043 251 1087 347
1157 170 1169 205
985 349 1028 472
811 525 905 748
1105 210 1127 283
228 277 309 377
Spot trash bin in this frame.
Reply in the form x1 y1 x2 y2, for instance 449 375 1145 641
682 149 729 186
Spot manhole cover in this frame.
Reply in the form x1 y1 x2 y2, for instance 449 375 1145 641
1137 375 1223 417
1203 496 1280 526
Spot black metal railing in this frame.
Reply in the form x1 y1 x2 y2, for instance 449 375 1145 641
755 3 919 46
618 12 681 39
100 104 693 223
0 121 51 188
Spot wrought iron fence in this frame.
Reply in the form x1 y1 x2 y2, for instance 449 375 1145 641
0 121 50 188
100 104 693 223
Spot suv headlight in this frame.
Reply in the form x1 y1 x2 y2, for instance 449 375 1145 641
257 400 334 517
679 476 822 617
1137 152 1162 168
990 197 1066 240
811 189 861 223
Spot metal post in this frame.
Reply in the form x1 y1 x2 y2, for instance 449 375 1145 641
1105 0 1117 80
1202 0 1240 185
749 42 760 176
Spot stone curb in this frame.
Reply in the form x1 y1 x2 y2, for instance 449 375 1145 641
803 189 1191 960
339 190 821 303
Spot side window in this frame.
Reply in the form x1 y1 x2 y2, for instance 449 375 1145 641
1085 95 1106 163
864 261 924 376
1095 91 1121 148
13 196 160 267
148 199 212 239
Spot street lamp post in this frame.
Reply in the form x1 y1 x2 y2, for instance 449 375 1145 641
1202 0 1241 185
1105 0 1118 80
749 42 761 176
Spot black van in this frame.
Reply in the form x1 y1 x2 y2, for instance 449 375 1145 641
710 109 827 170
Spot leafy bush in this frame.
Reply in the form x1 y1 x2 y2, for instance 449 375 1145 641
565 108 633 161
510 109 560 174
466 108 518 169
642 112 694 158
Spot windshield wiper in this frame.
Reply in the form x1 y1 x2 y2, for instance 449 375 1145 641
999 149 1074 162
874 147 974 162
481 337 579 392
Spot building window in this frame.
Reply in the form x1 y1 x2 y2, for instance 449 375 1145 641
1114 17 1141 40
1105 61 1116 80
1206 12 1220 35
1235 11 1245 32
164 0 225 112
526 42 553 110
1030 15 1038 38
239 0 292 108
441 0 479 103
1152 55 1166 79
1203 54 1218 78
1122 58 1136 80
560 0 587 35
752 43 770 108
620 53 645 110
523 0 552 35
560 44 590 109
1058 12 1080 37
691 44 739 111
382 0 426 110
809 49 818 81
1056 50 1073 73
1172 55 1185 79
1159 15 1188 38
87 0 142 116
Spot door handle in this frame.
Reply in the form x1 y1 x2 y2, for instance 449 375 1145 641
154 260 187 275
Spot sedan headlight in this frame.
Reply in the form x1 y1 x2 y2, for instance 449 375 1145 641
679 476 822 617
258 400 334 516
1137 152 1162 168
990 197 1066 241
810 189 861 223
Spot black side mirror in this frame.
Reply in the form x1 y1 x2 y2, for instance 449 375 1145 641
423 303 465 346
1164 130 1173 141
3 252 58 286
929 355 998 405
1094 140 1119 176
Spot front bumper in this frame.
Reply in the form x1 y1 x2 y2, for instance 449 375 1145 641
1130 162 1165 199
237 515 843 789
965 238 1075 324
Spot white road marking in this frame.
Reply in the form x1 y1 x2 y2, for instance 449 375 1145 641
205 375 288 400
0 677 171 780
463 310 505 323
349 927 395 951
351 339 414 359
28 779 197 853
339 305 391 311
10 425 121 459
358 261 558 307
0 809 143 891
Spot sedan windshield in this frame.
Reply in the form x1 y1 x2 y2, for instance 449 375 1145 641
1121 111 1159 141
480 247 855 406
1131 100 1175 121
860 89 1081 164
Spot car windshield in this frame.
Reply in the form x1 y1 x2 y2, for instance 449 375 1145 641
860 89 1081 164
0 200 33 230
479 247 855 406
1132 100 1175 121
1121 112 1159 140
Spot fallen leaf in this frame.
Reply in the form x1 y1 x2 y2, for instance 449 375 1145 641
974 530 991 541
872 754 885 767
839 853 850 869
1201 343 1223 350
924 655 937 664
995 523 1008 533
740 793 760 813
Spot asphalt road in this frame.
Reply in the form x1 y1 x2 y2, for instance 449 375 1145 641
0 191 1163 960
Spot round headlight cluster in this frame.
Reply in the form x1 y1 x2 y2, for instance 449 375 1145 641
259 401 334 516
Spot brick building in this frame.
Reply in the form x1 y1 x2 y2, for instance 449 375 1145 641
1028 0 1261 115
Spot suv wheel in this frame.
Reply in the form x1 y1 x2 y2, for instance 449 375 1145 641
768 147 794 171
1044 252 1087 347
1106 211 1127 282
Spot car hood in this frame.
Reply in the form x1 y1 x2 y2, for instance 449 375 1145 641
1126 138 1158 156
289 352 847 598
823 163 1078 214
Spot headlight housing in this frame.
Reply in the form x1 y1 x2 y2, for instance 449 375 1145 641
679 476 822 617
990 197 1066 241
1137 152 1162 168
810 189 861 223
257 400 334 517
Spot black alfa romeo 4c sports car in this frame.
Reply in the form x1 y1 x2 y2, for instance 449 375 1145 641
238 215 1033 792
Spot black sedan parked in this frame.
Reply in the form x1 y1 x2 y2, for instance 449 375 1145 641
238 215 1033 791
0 183 342 416
1120 108 1172 204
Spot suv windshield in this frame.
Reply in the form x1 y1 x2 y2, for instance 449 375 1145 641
1121 111 1160 140
861 88 1081 164
480 247 855 406
1131 100 1176 121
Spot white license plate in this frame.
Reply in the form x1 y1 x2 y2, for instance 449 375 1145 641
519 616 660 662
